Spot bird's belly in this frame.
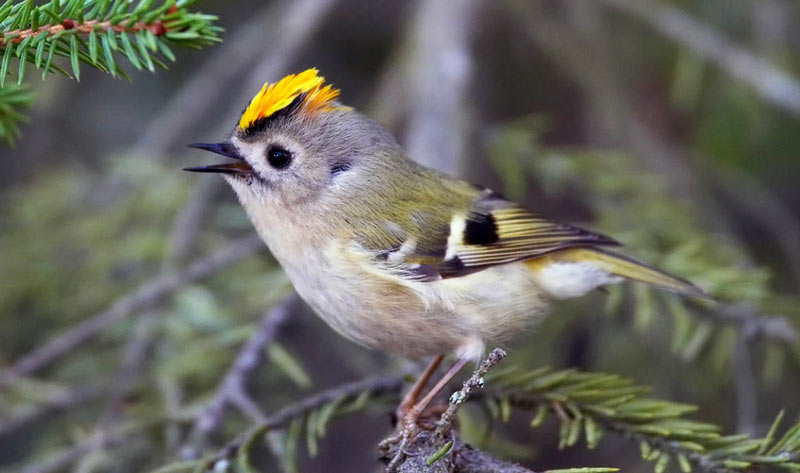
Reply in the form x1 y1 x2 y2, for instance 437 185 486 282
279 242 550 359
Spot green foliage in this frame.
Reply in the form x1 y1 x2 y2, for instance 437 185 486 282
0 81 29 144
487 118 799 368
0 0 221 82
0 0 221 144
489 118 771 303
481 365 800 473
0 159 187 350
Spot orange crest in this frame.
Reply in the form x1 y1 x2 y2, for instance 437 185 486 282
237 69 343 131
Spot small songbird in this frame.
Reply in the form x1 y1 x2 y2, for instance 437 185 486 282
186 68 708 431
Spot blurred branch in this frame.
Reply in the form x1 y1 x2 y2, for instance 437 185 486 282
401 0 479 174
205 376 404 468
732 332 758 435
0 382 107 438
16 418 156 473
137 0 336 156
518 2 798 346
0 234 263 387
181 295 296 459
162 178 219 267
688 302 798 345
598 0 800 118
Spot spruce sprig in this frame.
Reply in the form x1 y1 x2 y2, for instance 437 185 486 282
481 366 800 473
0 0 221 144
0 0 221 84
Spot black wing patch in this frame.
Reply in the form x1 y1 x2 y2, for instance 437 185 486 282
464 212 499 245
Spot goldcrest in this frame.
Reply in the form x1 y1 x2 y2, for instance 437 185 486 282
187 69 708 363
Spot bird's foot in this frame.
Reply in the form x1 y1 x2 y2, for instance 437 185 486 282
380 404 448 472
379 420 420 473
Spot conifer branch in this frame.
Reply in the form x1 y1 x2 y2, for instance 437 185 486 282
0 0 221 84
0 0 222 145
480 366 800 473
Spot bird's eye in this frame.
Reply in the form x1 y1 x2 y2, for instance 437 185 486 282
266 146 292 169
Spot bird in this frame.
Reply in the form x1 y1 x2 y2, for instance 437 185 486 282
186 68 709 439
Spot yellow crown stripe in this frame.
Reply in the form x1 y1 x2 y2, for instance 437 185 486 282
237 68 341 130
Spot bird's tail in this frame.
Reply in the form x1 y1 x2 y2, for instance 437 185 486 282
527 247 712 300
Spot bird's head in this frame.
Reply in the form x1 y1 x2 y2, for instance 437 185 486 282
186 69 402 210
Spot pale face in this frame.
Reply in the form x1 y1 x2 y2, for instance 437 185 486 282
228 128 332 207
187 108 404 212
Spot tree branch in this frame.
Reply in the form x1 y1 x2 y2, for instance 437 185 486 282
382 349 514 473
688 301 798 345
0 234 263 386
435 349 508 441
452 441 538 473
598 0 800 118
182 296 296 458
208 375 404 467
0 382 107 437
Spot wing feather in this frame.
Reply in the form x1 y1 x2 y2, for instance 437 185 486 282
437 192 619 278
364 189 620 282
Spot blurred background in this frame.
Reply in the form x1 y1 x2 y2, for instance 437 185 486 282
1 1 799 472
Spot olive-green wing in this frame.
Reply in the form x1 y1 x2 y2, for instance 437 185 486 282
374 191 621 281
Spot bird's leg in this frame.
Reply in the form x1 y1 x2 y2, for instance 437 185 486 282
401 357 469 433
395 355 444 422
381 357 469 472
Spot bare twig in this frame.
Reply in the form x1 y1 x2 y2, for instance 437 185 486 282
732 331 758 435
435 348 507 441
0 18 170 45
0 235 263 386
598 0 800 118
689 301 798 345
182 296 296 458
381 349 509 473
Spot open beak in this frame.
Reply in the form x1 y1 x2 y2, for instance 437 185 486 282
184 142 253 175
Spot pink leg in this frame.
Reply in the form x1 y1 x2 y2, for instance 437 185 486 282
396 355 444 420
404 357 469 427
